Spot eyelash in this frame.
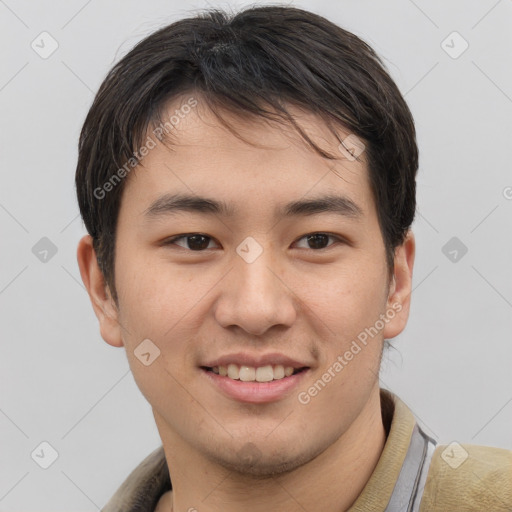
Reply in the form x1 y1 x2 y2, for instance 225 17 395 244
162 232 345 251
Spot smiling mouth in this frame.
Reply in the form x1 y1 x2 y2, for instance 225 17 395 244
202 364 308 383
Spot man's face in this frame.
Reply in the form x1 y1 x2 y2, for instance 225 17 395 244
94 98 411 475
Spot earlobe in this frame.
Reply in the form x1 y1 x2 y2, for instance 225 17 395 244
383 230 415 340
76 235 124 348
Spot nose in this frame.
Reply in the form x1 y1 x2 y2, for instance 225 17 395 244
213 244 297 336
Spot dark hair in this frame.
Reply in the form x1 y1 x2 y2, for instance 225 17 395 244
75 4 418 304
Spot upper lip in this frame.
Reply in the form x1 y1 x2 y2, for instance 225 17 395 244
202 352 310 369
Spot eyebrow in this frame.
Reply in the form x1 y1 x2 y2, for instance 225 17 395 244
143 192 363 221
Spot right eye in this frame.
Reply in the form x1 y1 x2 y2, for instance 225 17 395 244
162 233 220 251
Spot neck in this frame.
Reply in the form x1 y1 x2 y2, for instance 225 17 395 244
156 387 386 512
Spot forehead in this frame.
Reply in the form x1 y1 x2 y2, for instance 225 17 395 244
121 97 374 220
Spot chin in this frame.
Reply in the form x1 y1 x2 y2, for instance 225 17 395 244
207 442 321 479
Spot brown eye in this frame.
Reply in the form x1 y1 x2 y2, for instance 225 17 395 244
294 233 340 250
165 234 217 250
186 234 211 250
306 234 330 249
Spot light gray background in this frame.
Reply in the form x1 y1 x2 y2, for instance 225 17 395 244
1 0 511 510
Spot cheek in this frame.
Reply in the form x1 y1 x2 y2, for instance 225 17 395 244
296 269 386 418
112 259 187 390
114 259 200 417
126 347 202 442
300 262 388 337
115 251 203 332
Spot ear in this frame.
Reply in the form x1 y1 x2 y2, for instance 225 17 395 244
77 235 124 347
382 230 415 339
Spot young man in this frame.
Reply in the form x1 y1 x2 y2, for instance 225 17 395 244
75 5 511 511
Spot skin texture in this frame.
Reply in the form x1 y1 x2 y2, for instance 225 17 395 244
77 96 415 512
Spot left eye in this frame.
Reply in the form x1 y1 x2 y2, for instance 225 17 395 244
294 233 340 250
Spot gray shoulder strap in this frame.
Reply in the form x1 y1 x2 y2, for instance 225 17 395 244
384 423 437 512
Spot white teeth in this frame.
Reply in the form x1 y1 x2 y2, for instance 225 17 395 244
227 364 239 379
273 365 285 379
213 364 298 382
255 365 274 382
239 366 256 381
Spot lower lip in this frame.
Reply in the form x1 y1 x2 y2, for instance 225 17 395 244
202 368 309 404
